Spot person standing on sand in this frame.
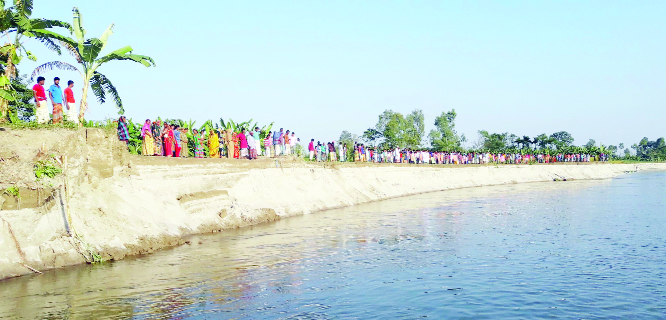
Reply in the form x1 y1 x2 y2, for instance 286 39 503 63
48 77 65 124
238 128 249 159
32 77 49 124
290 132 297 155
248 130 257 159
308 139 315 161
208 129 220 158
216 129 224 158
264 131 272 158
152 120 163 156
117 116 129 146
173 125 182 157
193 129 204 158
273 128 283 156
141 119 154 156
284 130 291 155
329 141 336 161
222 129 232 158
63 80 78 124
180 128 189 157
163 123 175 157
253 127 262 156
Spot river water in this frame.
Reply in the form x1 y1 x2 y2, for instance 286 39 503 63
1 171 665 319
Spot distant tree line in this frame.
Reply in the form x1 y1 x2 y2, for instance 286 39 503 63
337 109 664 161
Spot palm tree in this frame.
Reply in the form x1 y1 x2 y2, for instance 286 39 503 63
30 7 155 124
0 0 71 122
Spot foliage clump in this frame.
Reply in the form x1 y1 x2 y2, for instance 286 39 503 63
34 160 62 180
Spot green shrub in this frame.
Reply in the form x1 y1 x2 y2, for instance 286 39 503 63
34 160 62 180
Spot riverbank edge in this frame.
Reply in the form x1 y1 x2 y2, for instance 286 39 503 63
1 130 665 280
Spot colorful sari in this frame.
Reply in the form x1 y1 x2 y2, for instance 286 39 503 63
117 119 129 144
164 128 175 157
142 131 154 156
194 134 205 158
141 122 154 156
209 132 220 158
152 123 163 156
233 136 240 159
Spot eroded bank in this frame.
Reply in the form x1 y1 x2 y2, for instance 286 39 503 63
1 128 663 280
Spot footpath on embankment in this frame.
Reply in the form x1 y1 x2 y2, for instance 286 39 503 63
1 127 665 280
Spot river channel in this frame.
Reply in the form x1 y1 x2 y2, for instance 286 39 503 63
1 171 665 319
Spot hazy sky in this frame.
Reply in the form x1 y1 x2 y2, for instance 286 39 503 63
22 0 665 148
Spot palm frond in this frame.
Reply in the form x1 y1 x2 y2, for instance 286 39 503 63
81 37 103 62
14 0 33 16
35 37 60 54
29 18 71 31
98 24 114 53
31 61 80 80
97 46 156 67
90 71 123 114
31 29 78 54
71 7 86 49
58 39 82 63
90 72 106 104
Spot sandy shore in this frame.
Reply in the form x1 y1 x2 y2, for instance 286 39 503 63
1 128 665 280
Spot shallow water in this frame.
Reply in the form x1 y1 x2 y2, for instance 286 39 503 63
1 171 666 319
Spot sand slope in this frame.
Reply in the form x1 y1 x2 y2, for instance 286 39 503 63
0 128 664 280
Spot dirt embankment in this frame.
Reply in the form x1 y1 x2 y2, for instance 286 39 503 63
1 127 664 280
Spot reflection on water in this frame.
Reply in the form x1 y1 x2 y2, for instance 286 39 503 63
1 172 666 319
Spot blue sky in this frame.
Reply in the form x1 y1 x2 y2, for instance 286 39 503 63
21 0 666 149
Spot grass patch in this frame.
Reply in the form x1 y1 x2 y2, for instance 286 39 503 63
34 160 62 180
3 186 20 198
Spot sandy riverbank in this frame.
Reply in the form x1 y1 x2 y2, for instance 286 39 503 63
1 128 665 280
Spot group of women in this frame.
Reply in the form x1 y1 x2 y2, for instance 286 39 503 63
139 120 191 157
132 118 280 160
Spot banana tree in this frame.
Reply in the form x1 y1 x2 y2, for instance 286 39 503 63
30 7 155 125
0 0 71 121
259 122 274 140
220 118 236 133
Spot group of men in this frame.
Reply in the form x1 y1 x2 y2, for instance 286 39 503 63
270 128 298 156
32 76 78 124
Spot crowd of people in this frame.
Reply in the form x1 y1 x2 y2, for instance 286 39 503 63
117 117 301 159
306 141 610 164
117 117 609 164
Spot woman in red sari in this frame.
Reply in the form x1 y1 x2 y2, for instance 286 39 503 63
233 133 240 159
163 123 175 157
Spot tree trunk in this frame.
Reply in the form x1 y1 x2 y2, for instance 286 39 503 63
78 81 89 127
0 54 14 123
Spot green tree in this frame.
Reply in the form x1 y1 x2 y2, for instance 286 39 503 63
372 109 418 149
477 130 510 152
31 7 155 124
0 0 72 121
514 135 531 150
7 73 33 121
404 109 425 149
585 139 596 149
362 128 382 147
533 133 552 151
339 130 359 144
550 131 574 150
428 109 461 151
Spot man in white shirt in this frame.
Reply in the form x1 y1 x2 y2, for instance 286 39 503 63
289 132 297 155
